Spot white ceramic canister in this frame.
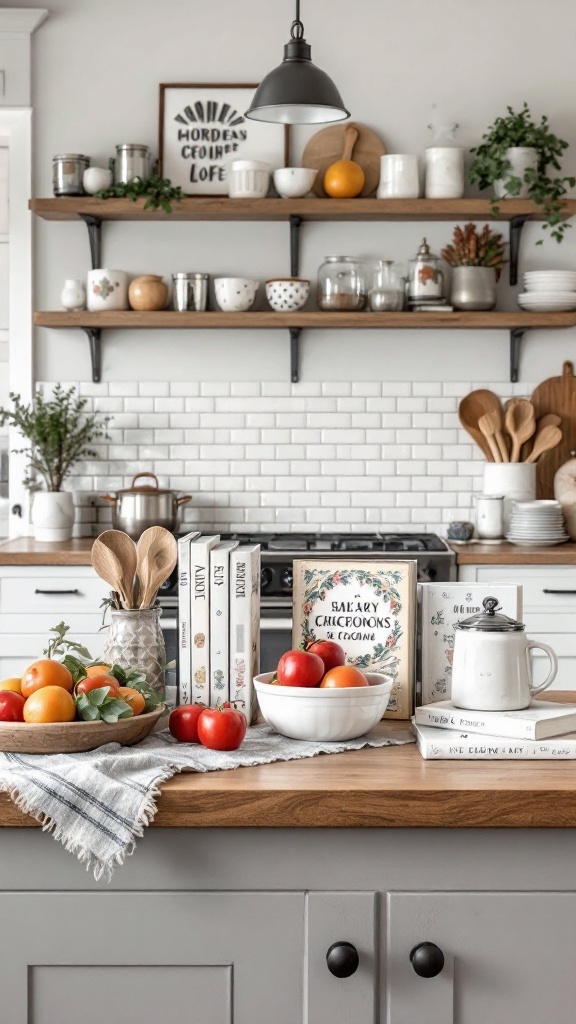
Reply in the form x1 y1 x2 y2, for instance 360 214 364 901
494 147 538 198
87 269 129 311
483 462 536 533
475 494 504 539
31 491 75 542
377 154 420 198
60 279 86 311
451 596 558 711
425 124 465 199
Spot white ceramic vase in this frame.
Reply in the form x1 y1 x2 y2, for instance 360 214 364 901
31 491 75 542
60 278 86 311
494 147 538 199
87 269 129 311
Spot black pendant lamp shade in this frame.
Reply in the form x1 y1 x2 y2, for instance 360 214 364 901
245 1 350 125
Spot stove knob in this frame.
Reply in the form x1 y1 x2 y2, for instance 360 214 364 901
260 567 273 592
282 568 293 589
419 564 437 582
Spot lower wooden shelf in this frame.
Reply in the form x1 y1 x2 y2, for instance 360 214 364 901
34 309 576 383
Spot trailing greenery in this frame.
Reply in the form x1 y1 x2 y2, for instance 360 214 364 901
442 223 507 280
0 385 109 491
95 172 185 213
469 103 576 243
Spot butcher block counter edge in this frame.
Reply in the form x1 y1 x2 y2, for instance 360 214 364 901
1 538 576 566
2 719 576 829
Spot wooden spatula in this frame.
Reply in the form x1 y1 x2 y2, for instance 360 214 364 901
504 398 536 462
459 390 504 460
526 424 563 464
478 413 503 463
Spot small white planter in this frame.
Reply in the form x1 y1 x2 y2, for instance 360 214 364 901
494 147 538 199
31 491 75 542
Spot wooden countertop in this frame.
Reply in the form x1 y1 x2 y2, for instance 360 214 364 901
451 541 576 564
3 695 576 829
0 538 94 564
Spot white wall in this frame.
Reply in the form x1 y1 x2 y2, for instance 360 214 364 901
16 0 576 384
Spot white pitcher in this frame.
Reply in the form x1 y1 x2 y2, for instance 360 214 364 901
451 596 557 711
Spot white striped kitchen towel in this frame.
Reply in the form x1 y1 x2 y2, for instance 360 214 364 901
0 724 413 880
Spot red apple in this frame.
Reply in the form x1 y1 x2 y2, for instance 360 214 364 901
276 649 324 688
306 639 346 674
0 690 25 722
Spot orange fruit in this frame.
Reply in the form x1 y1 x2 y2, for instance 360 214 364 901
85 664 111 678
323 160 365 198
320 665 369 688
118 686 145 716
21 659 73 699
0 677 22 694
23 685 76 723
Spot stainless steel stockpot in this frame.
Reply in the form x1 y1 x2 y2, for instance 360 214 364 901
102 473 191 539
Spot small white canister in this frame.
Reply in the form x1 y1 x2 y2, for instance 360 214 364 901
483 462 536 533
475 494 504 539
87 269 129 312
377 154 420 198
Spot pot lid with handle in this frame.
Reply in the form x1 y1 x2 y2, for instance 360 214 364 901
109 473 178 497
454 596 525 632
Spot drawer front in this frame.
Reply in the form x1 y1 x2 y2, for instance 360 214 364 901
0 614 104 635
0 633 108 678
461 565 576 625
0 575 109 616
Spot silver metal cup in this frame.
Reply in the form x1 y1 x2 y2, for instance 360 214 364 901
172 273 209 312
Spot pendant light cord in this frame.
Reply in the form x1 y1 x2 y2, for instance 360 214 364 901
291 0 304 39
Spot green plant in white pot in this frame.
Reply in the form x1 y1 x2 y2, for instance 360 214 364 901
0 385 109 541
469 103 576 242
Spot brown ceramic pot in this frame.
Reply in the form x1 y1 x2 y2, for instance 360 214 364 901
128 274 168 311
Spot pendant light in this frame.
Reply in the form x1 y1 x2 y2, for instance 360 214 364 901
245 0 350 125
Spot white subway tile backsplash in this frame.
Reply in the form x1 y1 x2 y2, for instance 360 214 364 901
43 380 518 536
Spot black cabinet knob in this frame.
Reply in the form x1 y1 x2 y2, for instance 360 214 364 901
326 941 359 978
410 941 445 978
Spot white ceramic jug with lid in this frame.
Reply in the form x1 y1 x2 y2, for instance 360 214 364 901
451 596 558 711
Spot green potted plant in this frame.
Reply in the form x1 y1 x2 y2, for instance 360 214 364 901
0 385 109 541
469 103 576 242
442 223 507 310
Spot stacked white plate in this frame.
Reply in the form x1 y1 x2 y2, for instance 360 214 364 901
506 500 569 546
519 271 576 311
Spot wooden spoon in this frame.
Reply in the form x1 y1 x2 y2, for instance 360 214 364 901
504 398 536 462
91 532 135 609
526 424 563 464
458 390 505 461
478 413 503 463
136 527 178 609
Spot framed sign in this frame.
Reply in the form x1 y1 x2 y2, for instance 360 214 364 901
159 83 290 195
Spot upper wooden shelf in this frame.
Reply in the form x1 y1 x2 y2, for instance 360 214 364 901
33 310 576 330
29 196 576 223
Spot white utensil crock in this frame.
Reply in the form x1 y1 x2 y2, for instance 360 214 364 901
452 630 558 711
483 462 536 532
377 154 420 198
31 491 75 542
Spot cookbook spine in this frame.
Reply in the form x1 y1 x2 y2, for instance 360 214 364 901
190 535 220 707
413 723 576 759
177 533 194 705
209 541 238 706
229 545 261 724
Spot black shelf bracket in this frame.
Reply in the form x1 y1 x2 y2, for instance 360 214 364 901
510 328 524 383
289 214 302 277
82 328 102 383
80 214 103 270
509 216 529 287
289 327 301 383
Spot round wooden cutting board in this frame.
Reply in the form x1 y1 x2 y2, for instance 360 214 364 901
529 361 576 498
302 121 385 197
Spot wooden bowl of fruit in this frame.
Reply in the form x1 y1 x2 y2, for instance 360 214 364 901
0 706 165 754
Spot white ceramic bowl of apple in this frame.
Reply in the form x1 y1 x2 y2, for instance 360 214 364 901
266 277 310 312
214 277 259 312
273 167 318 198
253 671 393 742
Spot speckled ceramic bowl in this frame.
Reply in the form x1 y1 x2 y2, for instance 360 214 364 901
265 278 310 312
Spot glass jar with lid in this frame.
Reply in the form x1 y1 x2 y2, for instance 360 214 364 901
425 123 465 199
52 154 91 196
367 260 405 311
317 256 366 312
407 238 444 304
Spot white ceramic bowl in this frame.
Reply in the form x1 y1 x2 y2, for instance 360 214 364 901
265 278 310 312
82 166 113 195
254 671 393 742
86 269 129 311
214 277 259 312
273 167 318 198
228 160 271 199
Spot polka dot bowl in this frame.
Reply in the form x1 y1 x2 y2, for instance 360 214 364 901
265 278 310 312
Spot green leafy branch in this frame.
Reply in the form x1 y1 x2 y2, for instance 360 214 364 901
75 686 133 723
95 173 185 213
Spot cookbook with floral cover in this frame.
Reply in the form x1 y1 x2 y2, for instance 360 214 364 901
292 559 417 719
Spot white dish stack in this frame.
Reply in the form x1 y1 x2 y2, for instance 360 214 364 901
519 271 576 311
506 499 569 546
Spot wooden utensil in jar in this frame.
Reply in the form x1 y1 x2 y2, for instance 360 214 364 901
504 398 536 463
459 390 506 461
136 526 178 609
525 424 563 464
91 531 137 609
478 413 503 463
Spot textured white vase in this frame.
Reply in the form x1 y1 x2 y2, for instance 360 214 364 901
31 491 75 542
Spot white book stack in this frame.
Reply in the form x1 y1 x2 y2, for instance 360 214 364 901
413 698 576 759
209 540 239 706
189 535 220 706
176 530 200 705
229 544 261 724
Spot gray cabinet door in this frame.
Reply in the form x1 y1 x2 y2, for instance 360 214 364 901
387 892 576 1024
0 892 304 1024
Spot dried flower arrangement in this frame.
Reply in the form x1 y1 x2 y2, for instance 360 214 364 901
441 223 507 280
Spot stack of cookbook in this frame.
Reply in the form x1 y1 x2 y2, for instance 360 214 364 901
177 532 260 722
413 699 576 759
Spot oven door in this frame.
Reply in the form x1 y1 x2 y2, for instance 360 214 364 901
158 599 178 707
260 604 293 675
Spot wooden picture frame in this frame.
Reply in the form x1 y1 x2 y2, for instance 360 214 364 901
159 83 290 196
